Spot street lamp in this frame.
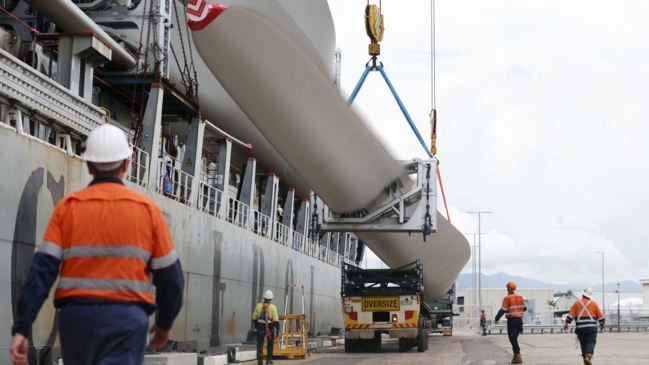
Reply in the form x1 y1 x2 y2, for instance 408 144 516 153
617 282 621 332
464 233 478 317
595 251 604 314
467 211 493 316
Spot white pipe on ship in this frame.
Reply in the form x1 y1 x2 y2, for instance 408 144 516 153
187 4 470 298
23 0 136 67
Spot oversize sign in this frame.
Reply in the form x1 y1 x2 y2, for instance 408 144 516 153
362 296 400 311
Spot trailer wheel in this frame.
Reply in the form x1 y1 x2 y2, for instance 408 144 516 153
417 329 428 352
371 331 381 352
399 337 409 352
344 338 354 353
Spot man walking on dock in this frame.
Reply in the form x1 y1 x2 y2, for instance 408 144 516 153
10 124 185 365
563 288 605 365
495 281 527 364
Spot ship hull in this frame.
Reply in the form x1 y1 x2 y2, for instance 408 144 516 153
0 123 342 361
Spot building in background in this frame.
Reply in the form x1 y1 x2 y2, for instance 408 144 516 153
456 282 649 331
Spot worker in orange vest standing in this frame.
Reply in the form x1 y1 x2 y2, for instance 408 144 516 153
563 288 605 365
10 124 185 365
480 309 488 336
494 281 527 364
252 290 280 365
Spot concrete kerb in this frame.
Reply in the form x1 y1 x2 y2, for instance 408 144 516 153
194 336 341 365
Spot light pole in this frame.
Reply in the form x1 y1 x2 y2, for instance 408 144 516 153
466 233 477 317
467 211 493 317
617 282 621 332
595 251 605 315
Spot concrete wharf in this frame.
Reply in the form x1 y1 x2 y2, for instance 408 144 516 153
271 330 649 365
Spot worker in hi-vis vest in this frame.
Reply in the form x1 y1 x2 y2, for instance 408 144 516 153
480 309 488 336
563 288 605 365
495 281 527 364
252 290 280 365
10 124 184 365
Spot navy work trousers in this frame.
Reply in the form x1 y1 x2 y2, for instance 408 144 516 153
256 332 274 362
507 317 523 354
58 302 149 365
577 331 597 356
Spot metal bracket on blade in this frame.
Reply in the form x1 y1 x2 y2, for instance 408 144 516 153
322 158 437 235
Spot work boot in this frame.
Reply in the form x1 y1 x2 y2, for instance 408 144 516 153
511 353 523 364
583 353 593 365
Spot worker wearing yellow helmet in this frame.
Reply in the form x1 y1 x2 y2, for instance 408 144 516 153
495 281 527 364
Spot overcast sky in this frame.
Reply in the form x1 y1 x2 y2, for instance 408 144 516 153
328 0 649 287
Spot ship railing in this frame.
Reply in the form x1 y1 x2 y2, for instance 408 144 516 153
328 250 342 267
117 140 343 267
288 230 305 253
126 146 149 187
1 107 82 157
157 154 193 205
320 245 341 266
227 197 250 228
253 211 272 238
198 179 224 218
275 222 292 247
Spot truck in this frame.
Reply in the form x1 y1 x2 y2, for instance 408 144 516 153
427 286 456 336
341 260 456 352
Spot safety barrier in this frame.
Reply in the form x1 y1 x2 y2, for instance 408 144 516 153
488 324 649 335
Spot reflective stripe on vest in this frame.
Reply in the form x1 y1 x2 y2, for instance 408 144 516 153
253 302 278 323
501 294 525 318
44 182 178 305
506 304 526 318
575 299 598 330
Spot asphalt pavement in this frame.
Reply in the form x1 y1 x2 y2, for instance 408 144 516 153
264 329 649 365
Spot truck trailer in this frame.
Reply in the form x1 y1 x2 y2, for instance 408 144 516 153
341 260 455 352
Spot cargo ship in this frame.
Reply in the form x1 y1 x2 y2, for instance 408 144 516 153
0 0 470 362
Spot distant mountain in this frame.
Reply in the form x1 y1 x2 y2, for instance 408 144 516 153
457 272 643 293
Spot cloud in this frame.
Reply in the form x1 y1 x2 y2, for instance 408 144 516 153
329 0 649 287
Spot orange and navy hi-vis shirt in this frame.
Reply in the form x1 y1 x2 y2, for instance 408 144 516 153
40 181 178 305
565 298 605 334
11 178 184 338
499 293 526 319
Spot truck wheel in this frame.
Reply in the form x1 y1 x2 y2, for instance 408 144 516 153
344 338 354 353
398 337 408 352
417 330 428 352
371 332 381 352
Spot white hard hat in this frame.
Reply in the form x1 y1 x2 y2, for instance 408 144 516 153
263 290 274 300
583 288 593 298
83 124 132 169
